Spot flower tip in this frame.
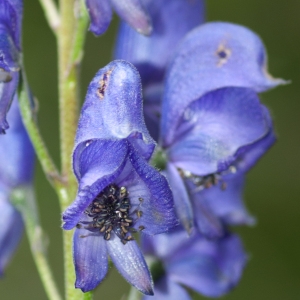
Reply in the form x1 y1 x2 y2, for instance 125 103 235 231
138 280 154 296
137 23 153 36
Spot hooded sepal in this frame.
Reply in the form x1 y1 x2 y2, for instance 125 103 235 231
161 22 287 145
74 60 155 161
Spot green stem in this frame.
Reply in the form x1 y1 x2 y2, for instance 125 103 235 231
12 187 62 300
38 0 60 34
58 1 88 299
18 83 62 190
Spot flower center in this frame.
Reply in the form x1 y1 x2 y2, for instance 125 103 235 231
77 184 141 244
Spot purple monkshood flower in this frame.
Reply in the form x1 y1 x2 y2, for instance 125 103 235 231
115 0 205 140
0 97 35 274
142 227 247 300
85 0 151 36
159 22 281 236
62 60 177 294
0 0 23 133
164 87 276 237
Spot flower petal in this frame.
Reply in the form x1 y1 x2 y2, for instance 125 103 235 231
142 228 189 260
168 233 247 297
161 22 287 146
73 228 108 292
0 98 35 186
107 237 153 295
198 174 255 226
0 192 23 275
166 163 193 233
126 144 178 235
75 60 154 160
143 277 191 300
85 0 112 36
192 190 224 239
168 88 269 175
111 0 152 36
63 140 128 229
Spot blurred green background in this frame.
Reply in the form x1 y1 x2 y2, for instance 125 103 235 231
0 0 299 299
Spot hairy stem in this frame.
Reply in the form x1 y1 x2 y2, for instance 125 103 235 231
58 1 88 299
18 84 62 190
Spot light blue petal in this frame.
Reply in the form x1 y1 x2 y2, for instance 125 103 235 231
169 233 247 297
166 163 193 233
73 228 108 292
0 193 23 275
107 236 153 295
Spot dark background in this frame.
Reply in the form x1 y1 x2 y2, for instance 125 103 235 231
0 0 299 299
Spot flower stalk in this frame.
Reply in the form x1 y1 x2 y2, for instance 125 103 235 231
57 0 88 299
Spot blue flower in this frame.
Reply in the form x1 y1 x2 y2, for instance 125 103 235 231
142 228 247 299
114 0 205 140
62 60 177 293
165 87 275 236
160 22 281 236
0 0 23 133
85 0 151 36
0 97 35 274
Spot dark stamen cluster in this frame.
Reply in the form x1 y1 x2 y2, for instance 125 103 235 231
178 166 237 191
77 184 139 244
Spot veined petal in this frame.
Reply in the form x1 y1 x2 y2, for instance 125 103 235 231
63 140 128 229
161 22 287 146
143 277 191 300
168 88 269 175
168 233 247 297
85 0 112 36
107 237 153 295
73 228 108 292
0 192 23 275
75 60 154 160
111 0 152 36
127 144 177 235
166 163 193 233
